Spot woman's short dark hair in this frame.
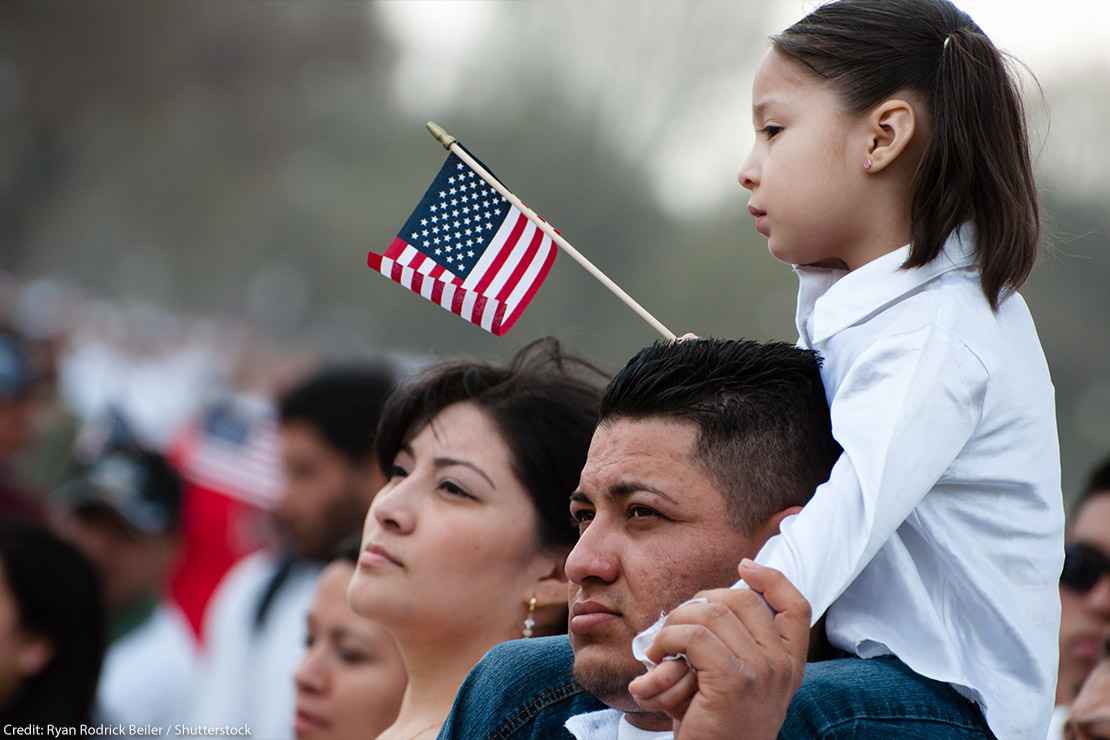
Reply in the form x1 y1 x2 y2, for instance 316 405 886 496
0 521 107 728
376 338 607 550
772 0 1039 310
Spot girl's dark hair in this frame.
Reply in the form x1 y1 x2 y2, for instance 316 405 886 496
376 338 607 550
0 522 107 729
773 0 1039 309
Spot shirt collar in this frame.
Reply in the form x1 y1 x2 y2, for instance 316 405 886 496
565 710 674 740
793 224 977 346
565 708 622 740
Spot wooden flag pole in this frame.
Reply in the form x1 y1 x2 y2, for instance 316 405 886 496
426 121 676 341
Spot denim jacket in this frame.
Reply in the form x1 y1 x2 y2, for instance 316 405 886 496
438 636 994 740
438 636 606 740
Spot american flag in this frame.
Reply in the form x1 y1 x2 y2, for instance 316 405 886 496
173 396 283 509
367 151 556 335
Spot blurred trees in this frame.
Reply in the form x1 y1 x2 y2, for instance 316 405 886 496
0 0 1106 499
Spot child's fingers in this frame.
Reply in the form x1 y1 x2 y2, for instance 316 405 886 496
629 661 698 719
628 658 689 702
738 559 812 651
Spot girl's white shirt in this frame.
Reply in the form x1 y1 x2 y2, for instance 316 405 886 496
633 226 1064 739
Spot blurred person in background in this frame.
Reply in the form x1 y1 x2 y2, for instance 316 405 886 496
54 446 193 727
0 521 107 731
0 332 45 523
1066 638 1110 740
347 339 605 739
168 394 284 640
191 362 398 740
1052 456 1110 739
293 538 406 740
10 279 85 498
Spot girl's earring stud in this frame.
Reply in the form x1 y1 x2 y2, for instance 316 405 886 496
864 158 873 170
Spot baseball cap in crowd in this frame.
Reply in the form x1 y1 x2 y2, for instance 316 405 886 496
56 449 184 536
0 333 35 400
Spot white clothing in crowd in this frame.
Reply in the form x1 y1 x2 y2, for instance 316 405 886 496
189 551 321 740
98 603 196 727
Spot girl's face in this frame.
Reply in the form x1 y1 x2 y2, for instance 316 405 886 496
348 402 559 642
738 48 871 267
293 562 406 740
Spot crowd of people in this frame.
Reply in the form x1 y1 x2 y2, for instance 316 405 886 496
1 279 1108 739
2 0 1108 738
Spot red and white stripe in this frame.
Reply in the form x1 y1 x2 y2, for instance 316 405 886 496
177 421 283 509
367 206 556 335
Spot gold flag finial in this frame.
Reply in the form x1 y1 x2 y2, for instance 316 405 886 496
426 121 457 150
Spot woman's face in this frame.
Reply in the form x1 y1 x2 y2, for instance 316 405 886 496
293 562 406 740
0 559 50 709
0 559 23 706
348 402 556 640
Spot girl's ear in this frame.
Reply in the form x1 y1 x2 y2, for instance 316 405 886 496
864 98 918 174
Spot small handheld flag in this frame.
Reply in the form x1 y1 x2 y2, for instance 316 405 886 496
370 123 674 339
367 150 556 336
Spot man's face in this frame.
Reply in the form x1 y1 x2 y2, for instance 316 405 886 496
566 418 763 712
275 422 382 561
0 396 34 463
57 507 175 612
1060 494 1110 704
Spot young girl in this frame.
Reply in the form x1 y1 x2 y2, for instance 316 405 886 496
634 1 1063 737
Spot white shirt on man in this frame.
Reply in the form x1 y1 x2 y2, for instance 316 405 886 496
98 602 196 727
188 551 320 740
565 708 672 740
627 227 1063 739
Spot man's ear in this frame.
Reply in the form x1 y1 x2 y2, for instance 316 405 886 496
864 98 917 174
751 505 804 549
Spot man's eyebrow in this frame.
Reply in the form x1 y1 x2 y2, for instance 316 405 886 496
570 482 678 506
611 481 678 505
434 456 496 489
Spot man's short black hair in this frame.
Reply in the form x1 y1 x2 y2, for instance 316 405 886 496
278 363 398 464
599 338 841 534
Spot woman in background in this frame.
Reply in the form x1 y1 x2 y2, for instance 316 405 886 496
0 521 107 730
293 539 407 740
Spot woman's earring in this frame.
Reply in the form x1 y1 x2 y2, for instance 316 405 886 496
522 595 537 638
864 158 873 170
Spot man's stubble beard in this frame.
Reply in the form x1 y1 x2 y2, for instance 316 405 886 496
572 645 644 713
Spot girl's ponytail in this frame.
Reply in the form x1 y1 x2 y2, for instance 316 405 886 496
906 24 1039 309
773 0 1040 310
